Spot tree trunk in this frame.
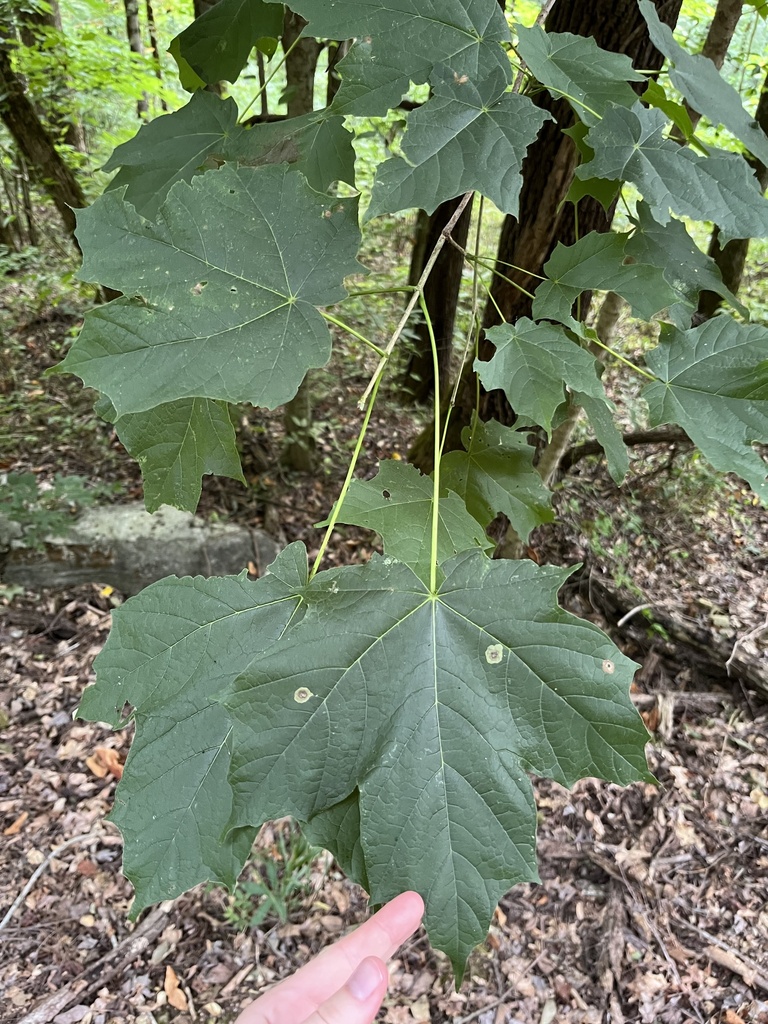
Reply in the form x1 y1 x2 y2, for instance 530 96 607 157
122 0 149 118
281 12 323 472
400 198 473 404
16 0 86 152
145 0 168 112
698 75 768 318
0 28 85 241
408 0 683 473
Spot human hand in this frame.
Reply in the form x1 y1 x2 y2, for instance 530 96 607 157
234 890 425 1024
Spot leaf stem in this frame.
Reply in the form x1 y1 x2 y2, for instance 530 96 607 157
420 291 441 596
346 286 417 297
357 191 475 410
310 375 383 579
446 237 537 299
320 311 387 357
588 333 656 380
239 35 303 122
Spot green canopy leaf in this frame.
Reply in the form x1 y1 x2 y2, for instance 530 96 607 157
58 166 362 417
320 460 491 584
440 420 553 538
76 543 307 914
639 0 768 166
577 104 768 243
103 398 245 514
533 231 677 326
169 0 284 90
626 201 747 322
266 0 512 97
223 551 649 976
476 320 610 435
516 26 644 125
301 791 370 891
104 92 354 220
643 318 768 501
367 66 551 217
573 390 630 485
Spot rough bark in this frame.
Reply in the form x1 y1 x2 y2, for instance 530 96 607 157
408 0 683 472
400 198 473 404
0 29 85 240
280 12 323 471
698 70 768 319
122 0 149 118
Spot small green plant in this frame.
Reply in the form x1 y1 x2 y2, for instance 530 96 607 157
223 822 319 931
0 471 119 550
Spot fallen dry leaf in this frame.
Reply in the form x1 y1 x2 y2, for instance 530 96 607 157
85 746 124 780
164 966 189 1011
3 810 29 835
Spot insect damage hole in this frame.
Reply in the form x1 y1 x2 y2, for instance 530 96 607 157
602 659 615 674
485 643 504 665
294 687 314 703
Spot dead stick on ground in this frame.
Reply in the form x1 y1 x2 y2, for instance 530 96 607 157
0 830 103 933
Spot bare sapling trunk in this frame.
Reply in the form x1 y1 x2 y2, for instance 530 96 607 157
122 0 149 118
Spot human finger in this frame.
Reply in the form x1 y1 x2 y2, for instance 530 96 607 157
300 956 388 1024
236 891 424 1024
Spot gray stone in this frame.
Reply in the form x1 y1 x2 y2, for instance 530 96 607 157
0 503 281 595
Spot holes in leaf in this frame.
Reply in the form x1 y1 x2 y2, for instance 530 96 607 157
230 286 237 293
382 489 391 500
192 281 208 295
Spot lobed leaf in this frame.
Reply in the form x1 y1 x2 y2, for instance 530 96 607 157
577 104 768 243
639 0 768 166
532 231 677 327
223 551 650 976
516 26 643 125
643 318 768 501
59 166 363 417
104 92 354 220
169 0 284 90
476 319 610 435
367 66 551 218
98 397 245 515
440 420 553 538
77 543 308 915
320 459 492 584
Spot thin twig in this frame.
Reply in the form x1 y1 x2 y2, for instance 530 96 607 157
725 613 768 677
0 831 103 933
357 191 474 410
617 603 655 628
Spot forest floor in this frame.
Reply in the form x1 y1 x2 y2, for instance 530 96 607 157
2 269 768 1024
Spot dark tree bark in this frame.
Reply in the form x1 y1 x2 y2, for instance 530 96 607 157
408 0 683 472
122 0 149 118
280 12 323 472
400 200 472 404
145 0 168 112
698 74 768 318
0 27 85 240
326 40 349 105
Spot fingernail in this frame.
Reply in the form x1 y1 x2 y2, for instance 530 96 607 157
348 958 385 1002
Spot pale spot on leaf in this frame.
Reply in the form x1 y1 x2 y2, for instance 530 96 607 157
485 643 504 665
602 659 615 674
294 687 314 703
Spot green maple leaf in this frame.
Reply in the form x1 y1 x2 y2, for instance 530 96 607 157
476 320 610 435
643 318 768 501
223 551 650 976
532 231 677 327
577 104 768 243
625 202 747 322
104 92 354 220
639 0 768 166
366 67 551 218
76 543 308 914
516 26 644 126
268 0 512 116
320 460 491 584
57 165 362 417
169 0 283 89
96 396 244 514
573 391 630 485
330 39 412 117
440 420 553 538
301 791 370 891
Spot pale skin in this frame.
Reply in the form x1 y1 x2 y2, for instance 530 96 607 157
235 891 425 1024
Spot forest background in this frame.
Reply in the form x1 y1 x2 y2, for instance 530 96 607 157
1 0 768 1022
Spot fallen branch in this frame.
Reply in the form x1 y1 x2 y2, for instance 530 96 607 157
560 426 691 474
